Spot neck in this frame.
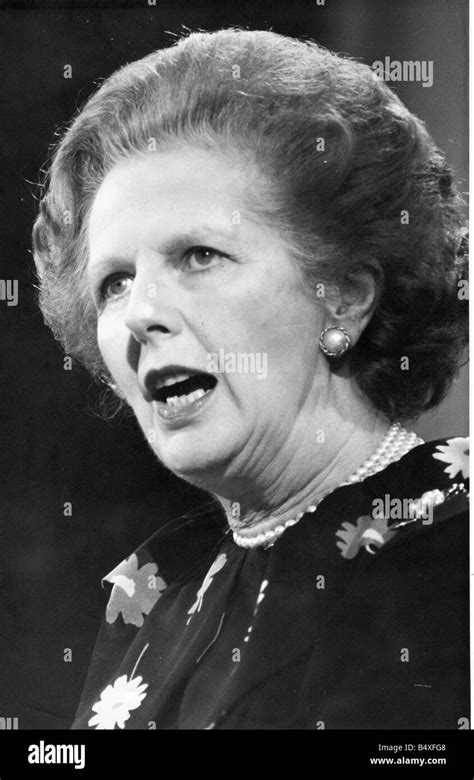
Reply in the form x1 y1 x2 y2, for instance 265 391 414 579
214 392 391 531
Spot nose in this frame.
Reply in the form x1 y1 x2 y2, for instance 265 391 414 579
123 253 183 344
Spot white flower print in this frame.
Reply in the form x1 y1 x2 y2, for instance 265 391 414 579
187 553 227 624
336 516 397 559
104 554 166 627
243 579 269 644
88 644 149 730
88 675 148 730
432 437 469 480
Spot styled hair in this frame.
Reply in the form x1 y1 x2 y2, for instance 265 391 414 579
32 28 468 421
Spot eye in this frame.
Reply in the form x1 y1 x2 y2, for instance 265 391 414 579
185 246 225 272
99 273 133 302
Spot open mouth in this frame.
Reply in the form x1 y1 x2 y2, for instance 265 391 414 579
146 367 218 419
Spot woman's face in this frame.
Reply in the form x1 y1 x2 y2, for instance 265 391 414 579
87 147 328 488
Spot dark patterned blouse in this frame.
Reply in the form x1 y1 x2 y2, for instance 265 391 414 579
72 436 469 730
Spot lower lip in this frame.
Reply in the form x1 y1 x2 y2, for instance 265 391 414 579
152 386 216 426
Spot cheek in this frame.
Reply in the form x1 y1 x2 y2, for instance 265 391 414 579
201 267 292 342
96 318 115 368
97 316 131 381
211 280 320 361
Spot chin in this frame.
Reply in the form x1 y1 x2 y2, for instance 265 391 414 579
152 433 237 487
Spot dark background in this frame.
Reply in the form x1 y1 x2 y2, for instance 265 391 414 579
0 0 468 728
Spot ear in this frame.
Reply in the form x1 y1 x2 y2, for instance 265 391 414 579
323 270 379 345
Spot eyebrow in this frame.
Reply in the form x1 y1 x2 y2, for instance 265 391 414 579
161 224 240 250
87 222 241 279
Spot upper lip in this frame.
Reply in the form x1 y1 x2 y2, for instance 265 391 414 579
142 364 214 402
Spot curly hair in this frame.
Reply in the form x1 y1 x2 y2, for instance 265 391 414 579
32 28 468 422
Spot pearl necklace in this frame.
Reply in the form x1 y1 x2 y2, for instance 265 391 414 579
231 423 424 549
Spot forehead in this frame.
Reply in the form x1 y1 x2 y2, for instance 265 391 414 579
87 147 257 256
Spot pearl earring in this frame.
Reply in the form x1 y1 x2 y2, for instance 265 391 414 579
319 326 351 357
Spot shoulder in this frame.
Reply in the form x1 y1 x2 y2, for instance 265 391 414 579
374 433 469 492
333 434 469 581
312 437 470 728
342 435 470 629
373 434 469 553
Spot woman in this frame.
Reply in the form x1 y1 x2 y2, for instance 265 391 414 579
32 29 469 729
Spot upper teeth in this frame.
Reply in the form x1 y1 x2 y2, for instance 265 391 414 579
159 372 192 389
